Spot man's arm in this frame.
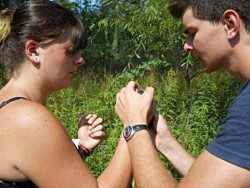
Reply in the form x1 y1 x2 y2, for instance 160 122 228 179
157 136 194 176
178 150 250 188
151 114 194 176
115 81 250 188
128 130 177 188
129 130 250 188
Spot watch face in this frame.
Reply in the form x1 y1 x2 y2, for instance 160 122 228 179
123 126 132 139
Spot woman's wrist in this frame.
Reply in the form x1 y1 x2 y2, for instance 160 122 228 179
72 139 92 159
78 143 92 158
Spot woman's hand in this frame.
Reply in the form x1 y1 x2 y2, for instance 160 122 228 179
78 114 106 152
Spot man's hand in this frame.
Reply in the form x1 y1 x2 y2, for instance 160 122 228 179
115 81 155 127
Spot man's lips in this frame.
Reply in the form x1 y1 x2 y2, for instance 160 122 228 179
69 70 77 74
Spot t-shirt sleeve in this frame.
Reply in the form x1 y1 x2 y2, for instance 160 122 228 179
206 83 250 170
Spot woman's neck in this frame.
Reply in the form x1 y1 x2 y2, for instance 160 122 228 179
1 77 49 105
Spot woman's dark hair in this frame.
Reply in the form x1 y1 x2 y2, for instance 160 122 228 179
0 0 87 79
168 0 250 32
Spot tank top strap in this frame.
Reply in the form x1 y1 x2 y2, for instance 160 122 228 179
0 97 28 109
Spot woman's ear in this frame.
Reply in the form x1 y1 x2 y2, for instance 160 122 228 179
25 40 40 64
222 10 240 40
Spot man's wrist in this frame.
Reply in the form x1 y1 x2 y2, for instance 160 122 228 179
123 124 148 141
157 137 178 154
123 120 148 127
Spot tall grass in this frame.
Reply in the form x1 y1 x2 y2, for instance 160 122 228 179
46 60 240 184
0 60 239 185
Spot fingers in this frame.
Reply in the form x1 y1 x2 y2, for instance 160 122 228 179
116 87 126 99
78 114 97 128
85 114 92 119
80 114 103 126
127 81 140 92
143 86 155 99
87 115 103 128
80 114 105 132
88 124 106 139
89 130 106 139
115 87 126 111
86 114 97 124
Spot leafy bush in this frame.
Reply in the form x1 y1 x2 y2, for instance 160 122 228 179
46 61 240 182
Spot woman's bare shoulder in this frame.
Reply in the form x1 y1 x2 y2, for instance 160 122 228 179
0 100 94 187
1 100 62 131
0 99 70 156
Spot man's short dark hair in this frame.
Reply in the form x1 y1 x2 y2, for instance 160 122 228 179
168 0 250 32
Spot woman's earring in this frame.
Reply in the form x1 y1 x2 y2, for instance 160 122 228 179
33 56 40 62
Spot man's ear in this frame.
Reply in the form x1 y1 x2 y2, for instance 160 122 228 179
25 40 40 63
222 10 240 40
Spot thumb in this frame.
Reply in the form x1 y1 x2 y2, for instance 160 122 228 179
143 86 155 99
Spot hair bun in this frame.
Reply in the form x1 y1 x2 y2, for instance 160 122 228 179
0 9 15 43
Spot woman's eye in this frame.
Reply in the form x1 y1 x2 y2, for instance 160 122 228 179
66 47 77 55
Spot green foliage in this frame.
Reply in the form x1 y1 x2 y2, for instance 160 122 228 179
82 0 183 70
0 56 240 184
46 61 240 182
0 0 242 186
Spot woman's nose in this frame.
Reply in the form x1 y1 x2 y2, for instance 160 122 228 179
74 56 85 66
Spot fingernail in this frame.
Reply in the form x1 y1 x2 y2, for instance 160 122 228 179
86 114 92 119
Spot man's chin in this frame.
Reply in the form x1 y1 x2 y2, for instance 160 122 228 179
201 66 219 73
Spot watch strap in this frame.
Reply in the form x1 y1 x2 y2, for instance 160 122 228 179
132 124 148 132
123 124 148 141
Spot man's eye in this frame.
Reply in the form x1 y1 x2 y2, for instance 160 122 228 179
190 32 196 37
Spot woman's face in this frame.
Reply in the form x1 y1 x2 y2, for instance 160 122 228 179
38 36 85 91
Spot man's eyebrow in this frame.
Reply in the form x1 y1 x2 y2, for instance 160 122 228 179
183 26 196 33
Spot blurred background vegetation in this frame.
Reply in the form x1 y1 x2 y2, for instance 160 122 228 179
0 0 242 186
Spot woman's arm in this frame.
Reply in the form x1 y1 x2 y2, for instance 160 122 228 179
97 135 132 188
4 101 131 188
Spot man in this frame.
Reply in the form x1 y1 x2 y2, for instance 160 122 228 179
115 0 250 187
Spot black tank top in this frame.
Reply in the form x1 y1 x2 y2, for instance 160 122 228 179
0 97 27 108
0 97 37 188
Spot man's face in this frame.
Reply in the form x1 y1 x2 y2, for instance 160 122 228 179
182 8 230 73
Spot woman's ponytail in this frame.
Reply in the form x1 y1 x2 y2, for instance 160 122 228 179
0 9 14 44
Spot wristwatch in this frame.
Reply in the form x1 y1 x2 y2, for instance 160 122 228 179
123 124 148 141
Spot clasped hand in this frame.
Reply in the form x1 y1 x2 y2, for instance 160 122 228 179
77 114 106 152
115 81 155 127
115 81 174 152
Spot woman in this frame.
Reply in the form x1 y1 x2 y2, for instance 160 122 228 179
0 1 131 187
